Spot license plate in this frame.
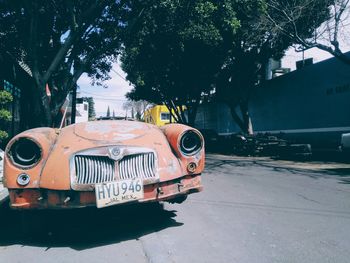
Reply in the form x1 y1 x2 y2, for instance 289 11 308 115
95 179 144 208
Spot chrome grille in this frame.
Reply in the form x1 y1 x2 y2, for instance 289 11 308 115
73 152 156 186
74 155 115 184
119 153 156 180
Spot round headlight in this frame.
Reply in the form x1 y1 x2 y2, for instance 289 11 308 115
9 137 42 167
179 130 202 156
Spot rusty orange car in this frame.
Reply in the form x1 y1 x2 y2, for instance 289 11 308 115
3 121 204 209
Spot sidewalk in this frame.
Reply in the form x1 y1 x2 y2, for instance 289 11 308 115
0 154 9 205
0 183 9 205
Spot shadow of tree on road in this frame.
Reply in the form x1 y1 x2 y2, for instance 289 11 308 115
205 155 350 185
0 202 183 251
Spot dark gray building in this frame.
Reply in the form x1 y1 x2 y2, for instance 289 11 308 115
195 53 350 150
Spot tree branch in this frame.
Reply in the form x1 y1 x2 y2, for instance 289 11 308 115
28 1 41 86
42 1 107 85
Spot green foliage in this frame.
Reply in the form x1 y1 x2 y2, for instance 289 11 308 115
0 109 12 122
0 91 13 105
0 130 9 141
121 0 332 131
213 0 331 133
122 0 241 124
0 90 13 141
0 1 124 126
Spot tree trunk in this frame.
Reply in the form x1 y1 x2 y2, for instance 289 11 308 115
71 85 77 124
227 102 253 135
228 103 245 132
180 106 187 124
31 82 52 127
187 101 199 126
332 50 350 66
164 103 179 123
239 102 253 135
170 100 185 123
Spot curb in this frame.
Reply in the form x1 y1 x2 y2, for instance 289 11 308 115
0 186 9 205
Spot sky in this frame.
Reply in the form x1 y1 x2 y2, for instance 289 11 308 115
77 62 133 118
282 47 334 70
283 11 350 70
283 45 350 70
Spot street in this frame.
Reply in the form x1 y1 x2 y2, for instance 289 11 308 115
1 154 350 263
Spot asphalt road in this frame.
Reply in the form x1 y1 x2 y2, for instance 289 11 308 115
0 154 350 263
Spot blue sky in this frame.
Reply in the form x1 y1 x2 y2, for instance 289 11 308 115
77 62 133 118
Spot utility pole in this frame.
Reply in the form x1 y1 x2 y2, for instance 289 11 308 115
71 85 77 124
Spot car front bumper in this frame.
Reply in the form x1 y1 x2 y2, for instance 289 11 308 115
8 174 202 209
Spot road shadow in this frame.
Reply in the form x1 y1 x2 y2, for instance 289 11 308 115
205 157 252 170
205 155 350 184
321 167 350 175
0 201 183 251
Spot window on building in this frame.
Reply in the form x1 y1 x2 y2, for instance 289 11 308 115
84 104 88 111
160 112 170 121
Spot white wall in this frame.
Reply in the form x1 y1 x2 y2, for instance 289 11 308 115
76 101 89 123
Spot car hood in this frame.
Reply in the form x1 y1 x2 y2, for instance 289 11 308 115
74 120 154 142
38 120 184 190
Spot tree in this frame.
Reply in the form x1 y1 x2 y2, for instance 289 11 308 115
211 0 333 134
261 0 350 65
214 1 281 134
106 106 111 117
121 0 240 125
0 91 13 143
0 0 124 126
121 0 331 134
123 100 151 120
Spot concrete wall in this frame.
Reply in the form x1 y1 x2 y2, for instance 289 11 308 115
250 55 350 132
76 101 89 123
195 102 240 135
249 53 350 148
196 53 350 149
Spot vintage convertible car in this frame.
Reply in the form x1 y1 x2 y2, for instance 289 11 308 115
3 121 204 209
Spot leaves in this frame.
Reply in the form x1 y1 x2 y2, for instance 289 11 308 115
121 0 332 132
0 130 9 141
121 0 240 124
0 91 13 105
0 91 12 141
0 0 124 126
0 109 12 122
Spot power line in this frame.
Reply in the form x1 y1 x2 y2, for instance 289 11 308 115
89 97 127 101
80 90 126 99
111 68 128 82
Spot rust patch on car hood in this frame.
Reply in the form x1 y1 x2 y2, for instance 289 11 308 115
74 121 152 142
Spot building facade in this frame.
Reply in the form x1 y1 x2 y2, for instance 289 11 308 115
195 53 350 150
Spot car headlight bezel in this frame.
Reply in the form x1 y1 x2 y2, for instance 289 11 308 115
178 130 203 156
7 137 43 169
